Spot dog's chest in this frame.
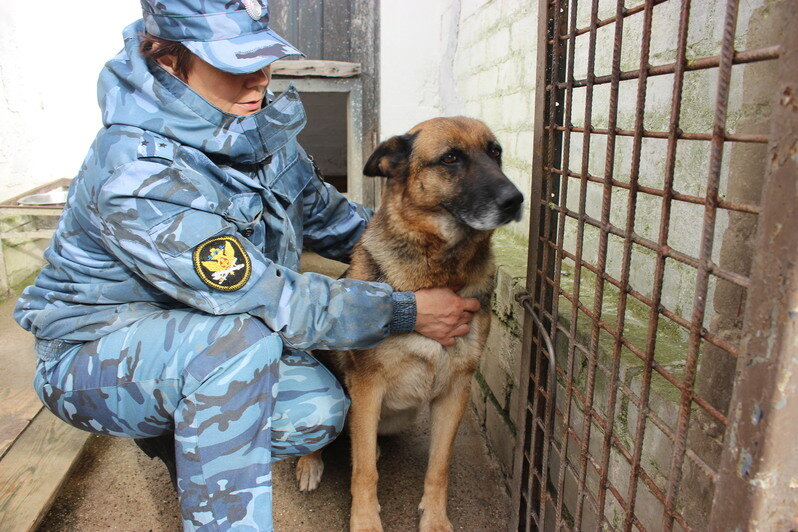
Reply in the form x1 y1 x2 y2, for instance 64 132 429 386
374 317 485 411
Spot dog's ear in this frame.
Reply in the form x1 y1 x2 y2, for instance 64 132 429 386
363 133 416 178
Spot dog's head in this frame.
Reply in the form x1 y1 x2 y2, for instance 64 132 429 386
364 117 524 231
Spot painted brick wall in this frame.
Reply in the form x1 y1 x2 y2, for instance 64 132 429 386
381 0 537 242
451 0 538 244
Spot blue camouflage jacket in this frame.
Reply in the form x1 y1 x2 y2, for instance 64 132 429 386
14 21 414 351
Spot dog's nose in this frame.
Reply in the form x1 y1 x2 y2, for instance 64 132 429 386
496 186 524 215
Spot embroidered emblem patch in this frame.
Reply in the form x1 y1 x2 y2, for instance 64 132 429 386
193 236 251 291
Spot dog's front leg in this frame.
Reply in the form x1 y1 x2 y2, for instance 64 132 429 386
348 375 385 532
419 371 471 532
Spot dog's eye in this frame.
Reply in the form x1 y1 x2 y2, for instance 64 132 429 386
489 145 502 158
441 153 458 164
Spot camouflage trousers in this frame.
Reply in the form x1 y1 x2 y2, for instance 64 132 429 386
33 309 349 531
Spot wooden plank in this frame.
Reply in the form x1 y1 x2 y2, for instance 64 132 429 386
272 59 361 78
0 238 8 296
0 207 62 217
0 230 56 241
297 1 323 59
350 0 380 209
0 389 42 459
322 0 351 61
0 295 40 456
268 0 298 51
0 178 71 208
0 409 90 531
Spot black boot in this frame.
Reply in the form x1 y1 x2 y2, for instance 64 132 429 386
134 432 178 490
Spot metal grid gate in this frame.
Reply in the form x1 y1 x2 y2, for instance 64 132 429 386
510 0 796 530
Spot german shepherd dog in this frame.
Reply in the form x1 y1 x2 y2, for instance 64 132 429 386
296 117 524 531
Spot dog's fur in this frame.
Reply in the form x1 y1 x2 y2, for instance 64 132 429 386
295 117 523 531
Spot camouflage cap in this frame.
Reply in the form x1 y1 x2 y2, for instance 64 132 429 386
140 0 303 74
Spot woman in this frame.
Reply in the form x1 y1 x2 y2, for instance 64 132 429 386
13 1 479 530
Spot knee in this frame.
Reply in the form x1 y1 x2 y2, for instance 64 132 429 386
186 314 282 384
318 383 350 442
272 357 350 457
295 380 349 454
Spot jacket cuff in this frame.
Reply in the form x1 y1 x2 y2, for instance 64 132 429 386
389 291 417 334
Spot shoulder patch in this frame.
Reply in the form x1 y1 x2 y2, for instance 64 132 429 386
193 236 251 291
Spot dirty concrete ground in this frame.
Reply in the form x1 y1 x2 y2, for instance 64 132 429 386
36 254 511 530
38 408 509 531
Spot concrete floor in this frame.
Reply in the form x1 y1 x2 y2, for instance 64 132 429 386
34 253 511 530
39 407 509 531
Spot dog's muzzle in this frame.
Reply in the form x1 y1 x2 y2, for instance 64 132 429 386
495 185 524 222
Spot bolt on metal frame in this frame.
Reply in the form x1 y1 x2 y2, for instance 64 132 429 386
510 0 795 530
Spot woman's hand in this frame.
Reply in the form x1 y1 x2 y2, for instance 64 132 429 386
413 288 481 346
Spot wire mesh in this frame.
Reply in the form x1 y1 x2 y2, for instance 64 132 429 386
514 0 784 529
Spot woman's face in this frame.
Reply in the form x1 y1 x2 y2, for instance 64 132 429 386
159 53 272 116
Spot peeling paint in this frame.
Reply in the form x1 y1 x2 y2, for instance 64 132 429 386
751 404 763 425
749 471 776 490
775 395 787 410
739 450 753 478
781 86 797 112
777 365 792 394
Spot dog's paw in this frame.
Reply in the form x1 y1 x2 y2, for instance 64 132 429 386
349 515 383 532
418 504 453 532
295 452 324 492
350 501 383 532
418 514 454 532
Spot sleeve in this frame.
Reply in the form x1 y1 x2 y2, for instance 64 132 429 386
95 161 413 351
299 149 374 263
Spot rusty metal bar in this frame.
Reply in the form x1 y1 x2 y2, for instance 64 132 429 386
549 44 781 89
536 362 697 530
549 0 581 528
509 0 559 528
663 1 740 528
533 1 578 530
513 0 793 529
530 0 569 526
595 0 651 523
548 0 668 43
571 0 602 527
623 0 693 527
536 323 721 483
540 279 730 425
515 295 558 473
526 0 569 527
545 242 742 357
547 125 769 145
543 206 752 288
585 0 627 522
546 166 761 214
709 7 798 526
541 358 719 491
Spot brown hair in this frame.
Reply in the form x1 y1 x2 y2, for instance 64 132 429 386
139 34 194 79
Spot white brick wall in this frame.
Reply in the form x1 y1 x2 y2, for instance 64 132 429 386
450 0 537 241
381 0 538 242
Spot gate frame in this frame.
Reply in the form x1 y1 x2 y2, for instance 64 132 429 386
707 11 798 529
510 0 798 529
508 0 563 529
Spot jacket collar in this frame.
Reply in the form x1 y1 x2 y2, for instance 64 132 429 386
99 20 306 164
